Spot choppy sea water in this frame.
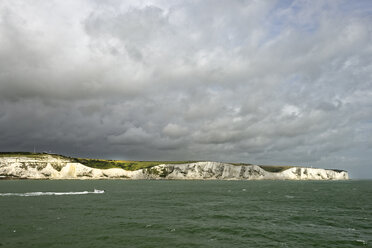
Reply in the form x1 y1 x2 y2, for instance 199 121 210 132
0 180 371 248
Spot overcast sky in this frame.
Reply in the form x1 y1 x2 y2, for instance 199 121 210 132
0 0 371 178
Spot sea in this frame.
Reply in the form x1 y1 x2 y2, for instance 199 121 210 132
0 180 371 248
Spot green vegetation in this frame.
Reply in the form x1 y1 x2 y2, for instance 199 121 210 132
232 162 293 172
73 159 294 173
72 158 195 171
228 163 253 166
258 165 294 173
231 162 253 166
0 152 296 173
0 152 46 158
50 163 65 172
0 152 68 160
144 167 171 178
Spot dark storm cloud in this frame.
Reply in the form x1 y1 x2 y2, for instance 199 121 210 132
0 0 371 178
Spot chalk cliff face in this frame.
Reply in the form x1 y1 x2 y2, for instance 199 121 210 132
144 163 348 180
0 156 348 180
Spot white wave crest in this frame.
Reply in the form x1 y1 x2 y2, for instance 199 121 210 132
0 189 105 197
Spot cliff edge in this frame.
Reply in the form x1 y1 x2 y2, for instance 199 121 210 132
0 155 348 180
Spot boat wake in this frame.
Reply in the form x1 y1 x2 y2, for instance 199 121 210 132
0 189 105 197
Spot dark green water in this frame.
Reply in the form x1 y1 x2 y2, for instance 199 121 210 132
0 180 371 248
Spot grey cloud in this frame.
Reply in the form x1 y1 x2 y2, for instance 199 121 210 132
162 123 188 138
108 126 152 145
0 0 371 178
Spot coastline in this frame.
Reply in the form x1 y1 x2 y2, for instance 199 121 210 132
0 155 349 180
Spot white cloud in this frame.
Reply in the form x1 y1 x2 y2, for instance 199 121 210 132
281 105 301 118
162 123 187 138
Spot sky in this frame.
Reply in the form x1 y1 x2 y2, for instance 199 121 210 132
0 0 371 178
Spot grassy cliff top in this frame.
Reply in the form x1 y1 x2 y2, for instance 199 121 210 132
1 152 334 173
0 152 198 171
0 152 61 159
72 158 198 171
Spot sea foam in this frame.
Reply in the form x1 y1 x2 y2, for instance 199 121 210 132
0 189 104 197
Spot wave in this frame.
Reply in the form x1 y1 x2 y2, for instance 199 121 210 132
0 189 105 197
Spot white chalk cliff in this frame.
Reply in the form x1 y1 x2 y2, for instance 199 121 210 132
0 155 348 180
